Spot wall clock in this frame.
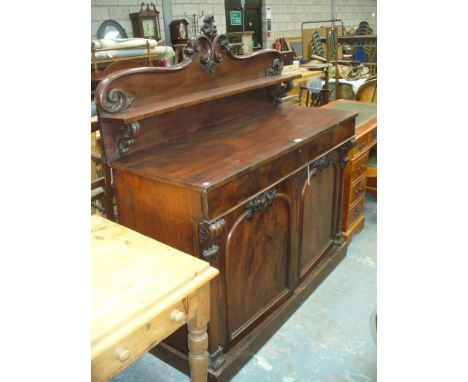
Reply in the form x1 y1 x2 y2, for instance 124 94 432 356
130 2 161 40
169 19 189 45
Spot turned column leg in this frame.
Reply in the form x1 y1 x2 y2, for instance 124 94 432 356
188 319 208 382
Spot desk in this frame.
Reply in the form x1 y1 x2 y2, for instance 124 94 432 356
321 100 377 241
91 215 219 382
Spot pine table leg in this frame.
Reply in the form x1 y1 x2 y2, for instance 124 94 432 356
188 321 208 382
187 283 210 382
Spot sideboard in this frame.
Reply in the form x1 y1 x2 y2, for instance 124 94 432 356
95 16 356 382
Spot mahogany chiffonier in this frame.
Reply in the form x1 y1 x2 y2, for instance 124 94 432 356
321 99 377 241
95 17 356 382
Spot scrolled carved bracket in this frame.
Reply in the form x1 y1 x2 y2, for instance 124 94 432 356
101 88 135 113
118 121 141 157
198 218 226 261
339 138 356 168
265 58 284 76
245 189 277 219
208 346 226 371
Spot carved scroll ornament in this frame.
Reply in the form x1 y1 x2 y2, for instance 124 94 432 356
312 153 332 173
265 58 284 76
244 189 277 218
118 121 141 157
198 218 226 260
100 87 135 114
184 16 231 74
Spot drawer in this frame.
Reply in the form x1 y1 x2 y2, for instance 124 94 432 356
346 196 365 229
349 175 367 206
92 300 189 382
350 153 369 181
350 133 369 158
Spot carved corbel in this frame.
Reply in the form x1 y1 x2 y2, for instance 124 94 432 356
339 138 356 168
244 189 277 218
117 121 141 157
198 218 226 261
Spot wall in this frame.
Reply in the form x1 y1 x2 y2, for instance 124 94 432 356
91 0 227 42
91 0 165 41
91 1 376 48
170 0 226 37
261 0 377 50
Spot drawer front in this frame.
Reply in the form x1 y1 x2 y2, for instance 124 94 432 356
205 120 355 219
351 153 369 181
346 196 365 229
92 300 189 382
350 133 369 158
349 175 367 206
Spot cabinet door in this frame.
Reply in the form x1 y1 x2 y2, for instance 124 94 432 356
298 152 342 279
220 188 292 343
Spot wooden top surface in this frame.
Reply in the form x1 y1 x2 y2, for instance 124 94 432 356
111 104 356 190
91 215 218 354
322 99 376 138
284 69 323 80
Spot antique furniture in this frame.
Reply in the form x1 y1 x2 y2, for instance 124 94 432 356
91 118 115 221
321 99 377 241
356 76 377 103
91 214 219 382
281 68 325 106
227 31 254 55
130 2 161 40
95 16 356 382
170 19 189 63
97 20 128 39
170 19 189 45
356 77 377 198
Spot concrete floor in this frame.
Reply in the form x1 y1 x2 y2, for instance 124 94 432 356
111 194 377 382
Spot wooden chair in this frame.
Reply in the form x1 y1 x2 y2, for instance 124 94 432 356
357 76 377 198
356 77 377 103
91 117 116 221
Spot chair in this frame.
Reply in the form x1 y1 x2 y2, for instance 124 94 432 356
91 117 116 221
357 76 377 198
356 76 377 103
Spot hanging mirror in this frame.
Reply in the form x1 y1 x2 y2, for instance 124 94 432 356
97 20 128 39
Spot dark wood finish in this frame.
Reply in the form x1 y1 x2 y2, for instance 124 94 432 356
130 2 161 40
321 99 376 241
170 19 189 45
95 16 356 381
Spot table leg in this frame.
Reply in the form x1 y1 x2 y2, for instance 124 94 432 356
188 320 208 382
